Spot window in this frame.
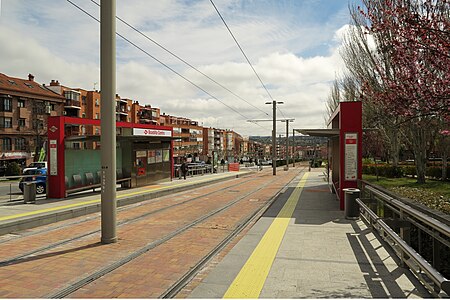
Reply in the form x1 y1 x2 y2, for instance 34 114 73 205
2 138 12 151
64 91 80 101
0 117 12 128
95 113 99 119
15 138 26 150
82 96 87 105
73 142 80 150
18 99 25 108
18 119 26 127
82 113 86 118
0 98 12 112
95 99 99 106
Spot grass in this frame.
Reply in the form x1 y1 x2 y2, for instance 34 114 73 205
363 175 450 214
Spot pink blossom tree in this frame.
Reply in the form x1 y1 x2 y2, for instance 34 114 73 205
358 0 449 183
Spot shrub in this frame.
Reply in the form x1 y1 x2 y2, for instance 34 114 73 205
6 162 21 176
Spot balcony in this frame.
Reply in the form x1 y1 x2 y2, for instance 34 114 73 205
64 99 81 109
115 108 128 116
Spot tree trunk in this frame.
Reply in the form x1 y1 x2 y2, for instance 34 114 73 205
412 124 427 184
442 149 448 181
390 127 400 167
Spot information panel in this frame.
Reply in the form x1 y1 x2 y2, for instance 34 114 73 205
49 140 57 176
344 133 358 181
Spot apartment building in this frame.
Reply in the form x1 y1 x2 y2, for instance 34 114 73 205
0 73 64 167
225 130 243 161
137 104 160 125
160 114 204 163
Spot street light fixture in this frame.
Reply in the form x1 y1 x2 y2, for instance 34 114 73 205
265 101 283 176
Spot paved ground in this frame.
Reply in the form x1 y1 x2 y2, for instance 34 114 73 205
0 166 430 298
0 169 252 235
188 169 430 298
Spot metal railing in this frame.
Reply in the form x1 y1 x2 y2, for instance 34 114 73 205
174 164 215 178
358 181 450 297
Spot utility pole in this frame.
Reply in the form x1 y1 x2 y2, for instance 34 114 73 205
285 120 289 170
280 119 294 170
265 101 283 175
292 129 295 167
100 0 117 244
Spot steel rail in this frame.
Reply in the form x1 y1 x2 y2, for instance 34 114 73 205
45 169 299 298
0 176 260 265
160 168 305 298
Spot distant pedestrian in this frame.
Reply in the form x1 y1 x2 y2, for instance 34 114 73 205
180 160 188 180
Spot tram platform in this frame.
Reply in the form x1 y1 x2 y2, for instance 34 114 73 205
186 169 430 298
0 167 431 298
0 169 250 236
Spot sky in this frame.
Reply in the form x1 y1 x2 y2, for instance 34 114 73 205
0 0 359 137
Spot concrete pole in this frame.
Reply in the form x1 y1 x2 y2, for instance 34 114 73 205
100 0 117 244
286 121 289 170
272 101 276 176
292 129 295 167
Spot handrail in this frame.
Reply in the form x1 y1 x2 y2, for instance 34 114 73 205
358 183 450 297
357 198 450 296
365 185 450 237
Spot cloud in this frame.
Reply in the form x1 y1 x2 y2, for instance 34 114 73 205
0 0 351 137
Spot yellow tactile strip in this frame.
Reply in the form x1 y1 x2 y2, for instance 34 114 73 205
223 172 309 298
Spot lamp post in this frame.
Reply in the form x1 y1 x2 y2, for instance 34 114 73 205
265 101 283 175
292 128 295 167
280 119 294 170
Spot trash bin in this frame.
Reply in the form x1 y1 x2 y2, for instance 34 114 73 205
343 188 360 220
23 181 36 203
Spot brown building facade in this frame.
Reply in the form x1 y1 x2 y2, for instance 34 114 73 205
0 73 64 168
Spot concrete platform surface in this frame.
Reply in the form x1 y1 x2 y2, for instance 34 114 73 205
188 170 430 298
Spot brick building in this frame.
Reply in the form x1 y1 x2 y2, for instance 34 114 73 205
160 114 204 163
0 73 64 168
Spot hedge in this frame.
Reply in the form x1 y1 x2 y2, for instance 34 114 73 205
363 164 450 180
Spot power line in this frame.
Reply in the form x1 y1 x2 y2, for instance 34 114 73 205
89 0 269 117
209 0 275 102
209 0 290 120
65 0 270 131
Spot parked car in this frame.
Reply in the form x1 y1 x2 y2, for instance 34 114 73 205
22 161 47 174
19 168 47 194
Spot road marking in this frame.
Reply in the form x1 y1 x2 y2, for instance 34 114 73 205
0 172 243 222
223 172 309 298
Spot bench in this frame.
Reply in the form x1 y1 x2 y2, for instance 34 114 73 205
64 170 131 197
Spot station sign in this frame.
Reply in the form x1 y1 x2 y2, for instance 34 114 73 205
132 128 172 137
344 133 358 181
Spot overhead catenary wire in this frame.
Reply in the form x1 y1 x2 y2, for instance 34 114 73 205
65 0 270 131
209 0 289 120
89 0 270 118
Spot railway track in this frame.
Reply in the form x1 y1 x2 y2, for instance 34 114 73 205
0 167 304 298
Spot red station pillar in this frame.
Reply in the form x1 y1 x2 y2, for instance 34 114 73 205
47 116 66 198
338 101 362 210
